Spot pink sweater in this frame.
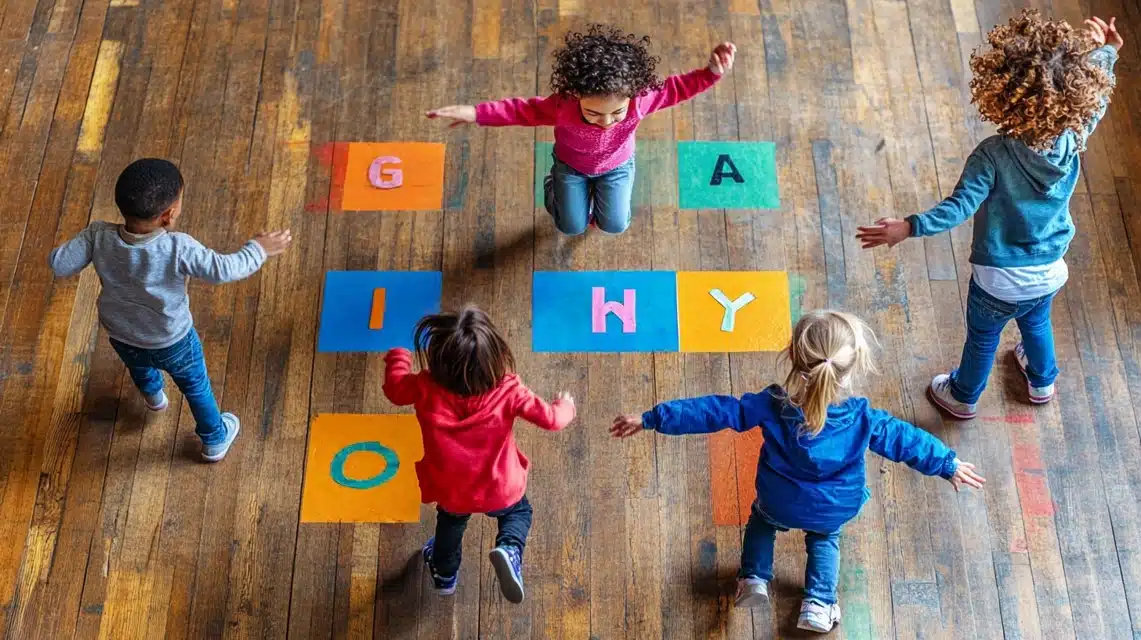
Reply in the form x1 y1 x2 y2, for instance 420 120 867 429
475 68 721 175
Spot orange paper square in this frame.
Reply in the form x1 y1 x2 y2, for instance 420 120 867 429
677 271 791 352
301 414 425 523
339 142 445 211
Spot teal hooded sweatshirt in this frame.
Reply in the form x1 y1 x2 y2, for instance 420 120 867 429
906 45 1118 268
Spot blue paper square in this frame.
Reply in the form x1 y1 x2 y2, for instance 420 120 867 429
532 271 679 352
317 271 442 352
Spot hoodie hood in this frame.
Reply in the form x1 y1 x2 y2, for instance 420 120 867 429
421 374 525 430
1007 131 1076 195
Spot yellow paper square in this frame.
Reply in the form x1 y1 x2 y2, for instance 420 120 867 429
677 271 791 352
301 414 425 523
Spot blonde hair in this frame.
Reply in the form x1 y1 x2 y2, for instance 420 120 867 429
782 310 877 435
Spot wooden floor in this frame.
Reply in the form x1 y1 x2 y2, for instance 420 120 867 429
2 0 1140 637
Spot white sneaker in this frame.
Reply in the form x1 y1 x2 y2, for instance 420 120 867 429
1014 343 1055 404
797 599 841 633
144 390 169 412
201 413 240 462
928 374 977 419
734 576 770 608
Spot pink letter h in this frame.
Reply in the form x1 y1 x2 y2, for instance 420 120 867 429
591 287 636 333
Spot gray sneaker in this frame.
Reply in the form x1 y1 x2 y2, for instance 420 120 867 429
202 413 240 462
928 374 977 419
734 577 770 608
797 599 841 633
1014 343 1055 404
144 390 169 412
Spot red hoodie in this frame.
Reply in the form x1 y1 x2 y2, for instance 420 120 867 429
382 348 575 514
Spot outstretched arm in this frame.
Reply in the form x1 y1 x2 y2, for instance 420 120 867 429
177 235 271 284
638 44 735 115
472 95 561 127
517 389 575 431
382 348 420 406
621 392 774 437
49 224 98 277
867 408 959 478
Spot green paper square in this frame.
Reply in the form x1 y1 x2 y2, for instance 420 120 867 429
676 141 779 210
533 141 676 208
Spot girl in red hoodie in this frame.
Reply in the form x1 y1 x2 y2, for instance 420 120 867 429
383 306 575 603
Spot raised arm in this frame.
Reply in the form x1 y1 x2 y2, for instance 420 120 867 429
1082 44 1119 139
49 223 100 277
176 235 268 284
867 408 958 478
637 68 721 115
516 388 575 431
383 348 421 406
641 392 775 436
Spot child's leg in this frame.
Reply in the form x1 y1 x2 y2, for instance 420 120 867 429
155 329 226 444
950 280 1018 403
740 503 782 580
109 339 165 398
1013 292 1059 388
803 530 842 605
544 158 592 235
432 507 471 577
489 495 533 551
590 157 635 234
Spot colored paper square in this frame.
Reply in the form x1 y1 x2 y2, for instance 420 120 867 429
301 414 425 523
676 141 779 209
532 271 679 352
533 141 676 208
676 271 791 352
339 142 445 211
317 271 441 352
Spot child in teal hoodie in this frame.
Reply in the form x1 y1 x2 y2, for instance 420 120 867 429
856 11 1122 418
612 310 985 633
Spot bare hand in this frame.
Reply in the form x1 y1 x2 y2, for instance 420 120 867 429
708 43 737 76
856 218 912 249
1085 17 1123 51
426 105 477 127
610 414 644 438
950 460 986 492
254 230 292 256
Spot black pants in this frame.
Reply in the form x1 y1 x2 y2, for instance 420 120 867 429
432 495 533 578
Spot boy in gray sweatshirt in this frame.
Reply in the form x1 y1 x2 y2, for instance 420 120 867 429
50 158 291 461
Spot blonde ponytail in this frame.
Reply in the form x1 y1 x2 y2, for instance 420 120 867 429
782 310 876 435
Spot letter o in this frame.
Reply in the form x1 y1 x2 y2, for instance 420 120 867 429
330 441 400 489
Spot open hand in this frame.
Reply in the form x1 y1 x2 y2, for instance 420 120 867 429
708 43 737 76
949 460 986 492
426 105 477 127
254 230 292 256
555 391 575 409
610 414 644 438
1086 17 1124 50
856 218 912 249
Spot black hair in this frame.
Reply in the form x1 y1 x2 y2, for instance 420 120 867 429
549 24 663 98
114 158 184 220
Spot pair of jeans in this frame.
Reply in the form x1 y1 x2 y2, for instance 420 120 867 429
950 278 1059 404
740 502 842 605
432 495 533 578
108 328 226 445
544 154 635 235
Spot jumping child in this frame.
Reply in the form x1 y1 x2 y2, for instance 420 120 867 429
611 310 985 633
382 306 575 603
49 158 292 461
427 24 735 235
856 11 1122 418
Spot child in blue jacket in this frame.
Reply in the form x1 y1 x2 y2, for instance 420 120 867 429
611 310 985 633
856 11 1123 418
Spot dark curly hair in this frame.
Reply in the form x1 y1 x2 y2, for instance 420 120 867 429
549 24 663 98
969 9 1115 151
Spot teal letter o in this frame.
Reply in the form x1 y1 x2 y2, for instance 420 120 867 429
330 441 399 489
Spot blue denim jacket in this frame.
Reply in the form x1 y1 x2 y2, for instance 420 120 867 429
642 385 958 532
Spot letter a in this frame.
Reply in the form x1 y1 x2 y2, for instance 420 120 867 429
592 287 636 333
709 154 744 186
709 289 755 332
368 156 403 189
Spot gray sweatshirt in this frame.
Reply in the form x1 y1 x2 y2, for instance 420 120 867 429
49 221 267 349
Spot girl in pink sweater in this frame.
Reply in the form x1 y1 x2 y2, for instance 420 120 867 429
428 25 735 235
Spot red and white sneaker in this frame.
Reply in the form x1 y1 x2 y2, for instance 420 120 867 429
928 374 977 419
1014 343 1055 404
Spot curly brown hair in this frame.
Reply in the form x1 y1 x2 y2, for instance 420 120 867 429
549 24 663 98
969 9 1115 151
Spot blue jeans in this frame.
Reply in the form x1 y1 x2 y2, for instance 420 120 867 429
544 154 635 235
109 329 226 445
950 279 1059 404
432 496 533 577
740 503 842 605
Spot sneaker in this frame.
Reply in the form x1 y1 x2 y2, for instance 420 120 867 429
1014 343 1055 404
201 413 240 462
797 599 842 633
734 576 770 608
144 390 168 412
928 374 977 419
422 538 457 595
489 544 525 604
